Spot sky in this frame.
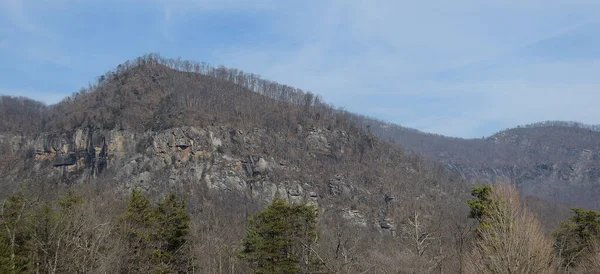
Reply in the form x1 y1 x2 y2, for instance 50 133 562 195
1 0 599 138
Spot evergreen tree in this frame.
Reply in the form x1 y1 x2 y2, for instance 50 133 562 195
467 185 493 229
553 208 600 270
58 188 84 211
120 190 191 273
239 198 323 274
120 189 157 273
1 189 95 273
153 193 190 273
0 193 32 274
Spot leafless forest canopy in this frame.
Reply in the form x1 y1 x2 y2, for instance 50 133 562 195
0 54 599 273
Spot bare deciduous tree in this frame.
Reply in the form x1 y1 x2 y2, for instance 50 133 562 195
464 183 557 274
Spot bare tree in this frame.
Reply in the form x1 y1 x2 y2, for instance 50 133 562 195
464 183 558 274
571 242 600 274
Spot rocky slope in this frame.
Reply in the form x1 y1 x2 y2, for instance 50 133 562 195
0 120 469 271
0 55 471 272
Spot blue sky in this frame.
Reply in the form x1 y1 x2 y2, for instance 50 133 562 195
1 0 599 138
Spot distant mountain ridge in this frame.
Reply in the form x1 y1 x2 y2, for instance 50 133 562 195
493 120 600 135
361 117 600 210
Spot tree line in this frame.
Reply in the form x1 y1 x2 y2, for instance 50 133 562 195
1 183 599 273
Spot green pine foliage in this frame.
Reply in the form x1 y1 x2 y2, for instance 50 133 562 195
120 189 191 273
0 189 100 273
0 193 32 274
120 189 156 273
467 185 494 229
239 198 323 274
58 188 84 210
553 208 600 269
154 193 190 273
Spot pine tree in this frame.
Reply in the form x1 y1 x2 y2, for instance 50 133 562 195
120 189 157 273
120 190 191 273
0 193 32 274
553 208 600 270
58 188 84 211
467 185 493 229
239 198 323 274
153 193 190 273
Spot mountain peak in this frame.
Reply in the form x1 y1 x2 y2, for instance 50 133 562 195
1 54 329 134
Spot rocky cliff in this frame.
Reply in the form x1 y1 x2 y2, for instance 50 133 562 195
0 119 467 237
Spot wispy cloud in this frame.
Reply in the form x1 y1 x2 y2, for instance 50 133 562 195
0 0 78 68
204 0 600 137
159 6 174 42
0 0 37 32
1 0 599 137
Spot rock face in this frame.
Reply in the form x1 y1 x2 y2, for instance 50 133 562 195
1 124 456 235
2 127 291 199
13 128 117 175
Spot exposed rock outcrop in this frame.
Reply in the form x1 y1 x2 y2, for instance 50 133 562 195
2 125 428 233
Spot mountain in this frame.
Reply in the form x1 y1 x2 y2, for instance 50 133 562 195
0 54 471 273
361 118 600 210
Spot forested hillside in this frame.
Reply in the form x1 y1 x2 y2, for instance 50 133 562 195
0 54 471 273
1 54 598 273
361 117 600 209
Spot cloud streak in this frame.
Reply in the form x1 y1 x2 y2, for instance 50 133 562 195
0 0 37 32
207 0 600 137
1 0 600 137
